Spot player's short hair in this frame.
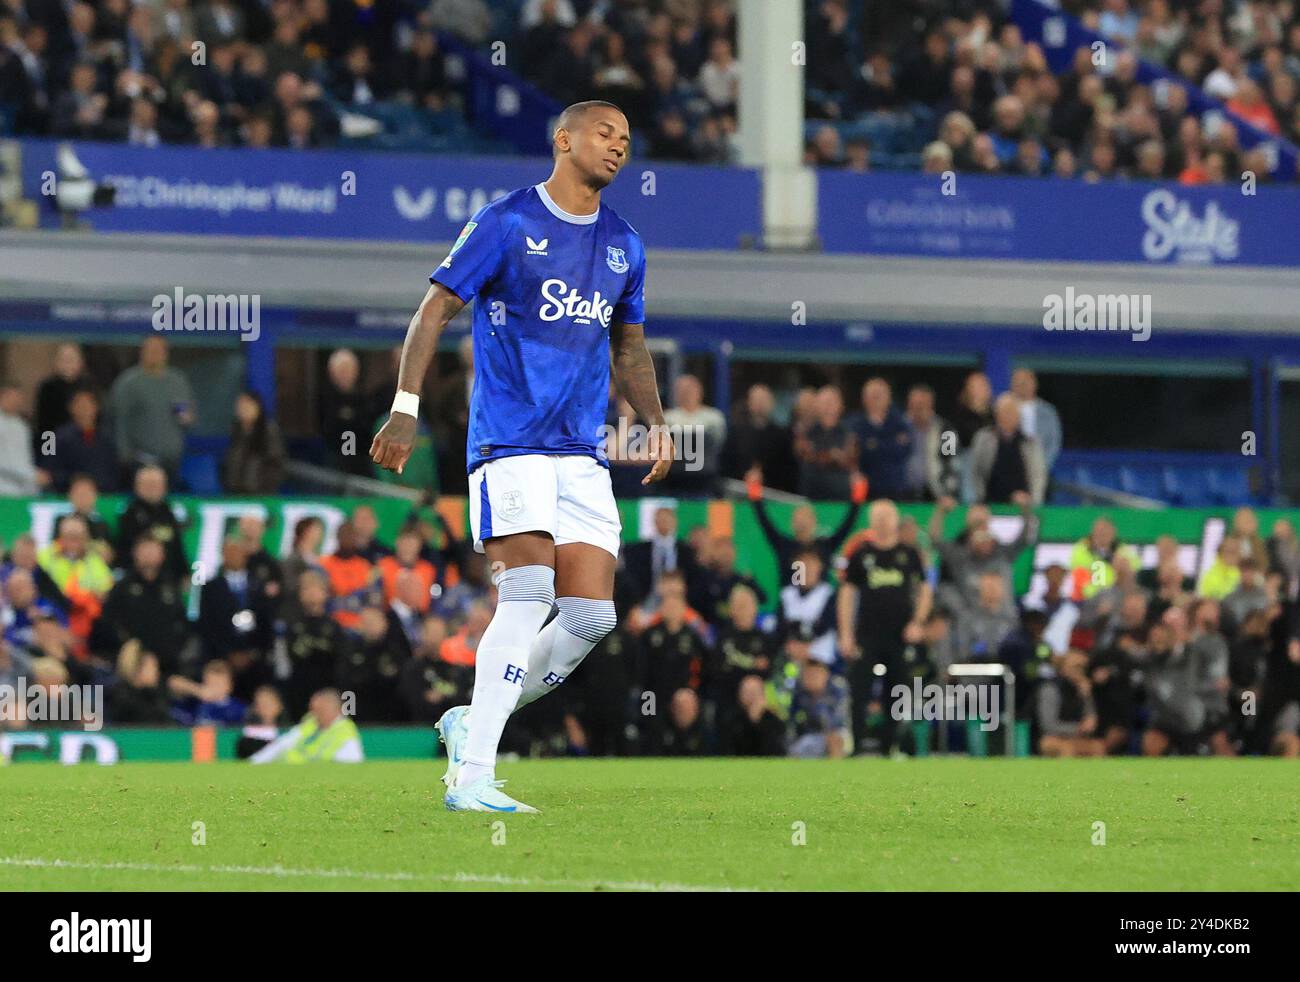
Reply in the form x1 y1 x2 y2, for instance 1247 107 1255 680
553 100 625 157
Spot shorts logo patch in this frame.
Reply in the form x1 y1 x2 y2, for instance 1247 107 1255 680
500 489 523 519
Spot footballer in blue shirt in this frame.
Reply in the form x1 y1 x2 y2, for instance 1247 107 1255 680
372 101 672 813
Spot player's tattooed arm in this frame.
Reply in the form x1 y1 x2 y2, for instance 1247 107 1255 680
610 319 673 485
371 283 466 475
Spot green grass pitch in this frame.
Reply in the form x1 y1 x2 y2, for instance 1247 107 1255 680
2 758 1297 891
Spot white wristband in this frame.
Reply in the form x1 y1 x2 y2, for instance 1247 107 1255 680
391 390 420 418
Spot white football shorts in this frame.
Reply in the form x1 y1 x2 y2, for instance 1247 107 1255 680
468 453 622 559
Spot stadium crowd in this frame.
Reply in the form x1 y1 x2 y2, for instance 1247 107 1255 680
3 0 1295 179
805 0 1300 182
1 342 1299 759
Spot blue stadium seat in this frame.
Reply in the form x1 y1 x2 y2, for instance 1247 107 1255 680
1119 466 1165 501
1076 464 1123 493
1208 467 1252 505
180 453 222 496
1165 465 1214 507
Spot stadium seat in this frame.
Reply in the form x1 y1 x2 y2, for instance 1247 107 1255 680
1119 466 1166 502
1208 467 1252 505
1164 465 1214 507
180 453 222 496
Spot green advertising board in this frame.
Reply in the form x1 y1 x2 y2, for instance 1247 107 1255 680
0 727 438 764
1 494 1282 609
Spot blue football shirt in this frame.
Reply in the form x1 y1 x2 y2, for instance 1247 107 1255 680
430 183 647 474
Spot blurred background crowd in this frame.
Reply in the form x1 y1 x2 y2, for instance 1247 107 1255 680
2 0 1296 179
2 341 1299 759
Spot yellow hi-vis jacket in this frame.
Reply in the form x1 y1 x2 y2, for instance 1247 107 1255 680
250 714 364 764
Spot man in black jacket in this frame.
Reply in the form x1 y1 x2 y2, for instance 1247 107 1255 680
92 536 190 674
748 474 866 583
115 465 188 586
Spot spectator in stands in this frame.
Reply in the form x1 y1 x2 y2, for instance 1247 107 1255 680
33 343 90 455
787 659 849 758
37 514 113 648
722 384 796 492
795 384 856 500
3 568 66 654
1036 650 1104 757
1189 598 1234 755
640 587 708 732
849 378 912 501
698 34 738 114
340 604 409 722
0 382 41 496
377 527 435 611
235 513 282 608
429 0 493 44
929 494 1038 614
319 520 380 631
662 374 726 496
1268 517 1300 597
652 687 706 755
115 464 188 586
1141 607 1212 756
1069 516 1140 602
623 505 696 605
169 658 246 726
92 535 190 675
222 389 286 494
1222 558 1270 636
197 536 273 681
950 371 991 501
320 348 372 477
776 547 838 668
1009 369 1062 476
688 536 766 626
1082 560 1146 650
1136 533 1190 592
748 476 864 584
398 614 467 723
970 394 1046 505
109 644 171 725
723 673 786 756
901 384 951 501
1226 506 1268 566
385 569 429 650
955 572 1019 663
394 28 450 111
438 599 493 670
708 583 775 725
280 515 326 617
282 570 352 716
921 140 954 174
349 504 391 564
331 43 388 106
108 336 193 485
48 388 117 493
235 686 289 759
1197 538 1243 600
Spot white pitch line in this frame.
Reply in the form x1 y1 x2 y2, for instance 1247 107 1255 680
0 856 758 893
